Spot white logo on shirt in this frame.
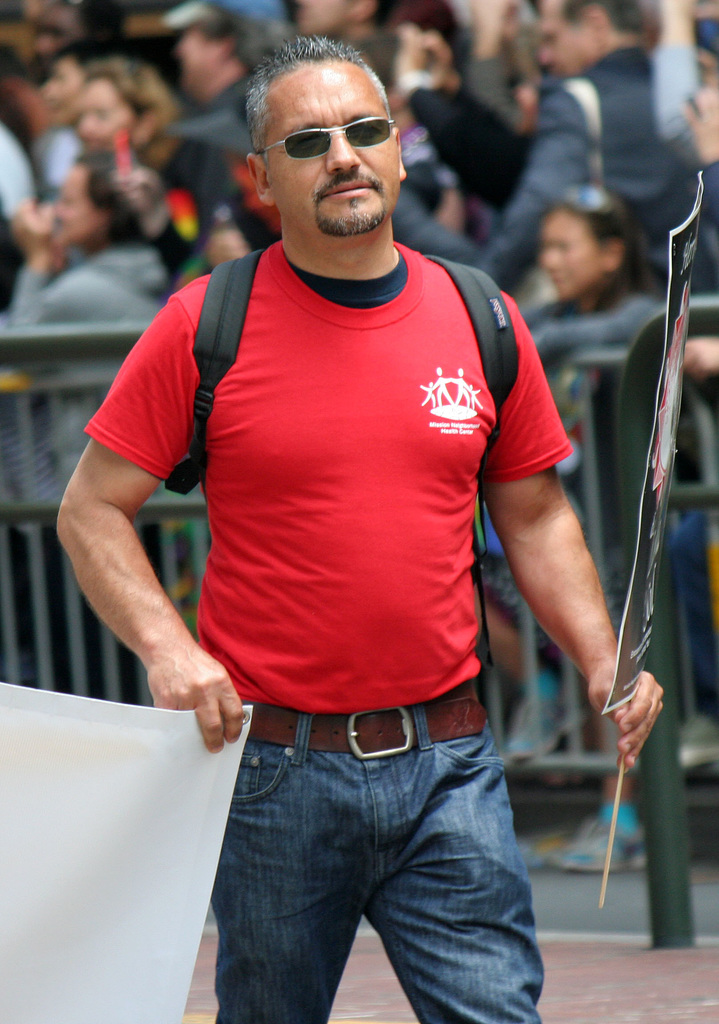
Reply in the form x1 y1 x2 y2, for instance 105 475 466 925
421 368 481 420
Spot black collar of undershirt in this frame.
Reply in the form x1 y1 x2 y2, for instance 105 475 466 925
288 252 408 308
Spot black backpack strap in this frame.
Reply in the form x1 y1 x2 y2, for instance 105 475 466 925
165 250 263 494
426 256 518 665
426 256 517 427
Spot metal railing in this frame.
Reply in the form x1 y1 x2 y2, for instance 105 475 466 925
0 322 209 705
0 316 698 786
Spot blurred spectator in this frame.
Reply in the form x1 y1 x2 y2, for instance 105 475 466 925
386 0 459 39
359 29 498 265
656 0 719 240
0 46 45 201
478 0 717 294
670 505 719 767
524 187 659 623
524 186 659 366
669 330 719 768
72 54 208 275
169 0 288 20
78 56 183 179
414 0 541 133
292 0 396 40
392 22 532 211
31 0 125 82
0 50 41 313
164 1 290 230
684 84 719 230
498 190 658 756
503 187 658 871
36 41 112 199
0 100 40 218
0 118 34 223
652 0 719 164
5 151 168 326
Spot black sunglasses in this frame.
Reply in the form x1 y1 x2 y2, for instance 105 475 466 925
256 116 395 160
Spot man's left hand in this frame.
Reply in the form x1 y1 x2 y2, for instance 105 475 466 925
602 670 664 769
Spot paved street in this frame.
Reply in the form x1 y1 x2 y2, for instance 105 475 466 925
183 924 719 1023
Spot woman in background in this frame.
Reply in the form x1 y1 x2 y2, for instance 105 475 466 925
75 55 200 273
6 149 167 326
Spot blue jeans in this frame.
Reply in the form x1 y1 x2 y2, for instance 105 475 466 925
211 710 543 1024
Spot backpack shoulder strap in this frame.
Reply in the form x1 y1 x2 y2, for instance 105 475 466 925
165 249 263 494
426 255 518 433
426 255 519 666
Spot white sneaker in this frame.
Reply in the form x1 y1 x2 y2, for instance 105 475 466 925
503 690 566 762
550 814 646 873
680 714 719 769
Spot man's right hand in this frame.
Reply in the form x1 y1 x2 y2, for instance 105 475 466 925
147 642 247 753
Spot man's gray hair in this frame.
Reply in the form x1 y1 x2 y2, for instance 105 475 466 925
562 0 644 35
245 35 390 153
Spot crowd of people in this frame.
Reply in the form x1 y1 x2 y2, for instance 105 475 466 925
0 0 717 874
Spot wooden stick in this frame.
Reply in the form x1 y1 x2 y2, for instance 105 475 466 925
599 756 626 909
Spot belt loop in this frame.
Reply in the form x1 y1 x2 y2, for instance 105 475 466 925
412 703 433 750
291 712 313 766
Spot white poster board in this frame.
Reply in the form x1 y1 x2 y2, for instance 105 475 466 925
0 681 250 1024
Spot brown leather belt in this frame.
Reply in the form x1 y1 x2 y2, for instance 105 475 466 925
248 680 487 760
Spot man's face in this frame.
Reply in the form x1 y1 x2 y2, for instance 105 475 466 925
34 2 85 77
174 25 231 103
42 55 86 127
54 164 112 253
538 0 597 77
76 77 135 152
248 61 405 250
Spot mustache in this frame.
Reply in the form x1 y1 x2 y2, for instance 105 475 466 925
313 171 384 203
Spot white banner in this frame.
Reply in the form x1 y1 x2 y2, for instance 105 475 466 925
0 681 250 1024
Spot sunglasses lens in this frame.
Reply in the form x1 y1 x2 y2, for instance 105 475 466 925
345 118 391 148
284 129 331 159
281 119 392 158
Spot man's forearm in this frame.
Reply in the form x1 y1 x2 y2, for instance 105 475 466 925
485 474 617 700
57 492 195 668
58 461 246 753
507 504 617 681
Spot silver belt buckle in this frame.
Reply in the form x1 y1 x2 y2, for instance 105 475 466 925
347 706 415 760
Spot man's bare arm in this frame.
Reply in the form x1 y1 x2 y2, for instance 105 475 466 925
57 439 245 752
484 468 663 768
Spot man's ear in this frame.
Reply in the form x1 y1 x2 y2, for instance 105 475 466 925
246 152 276 208
395 126 407 184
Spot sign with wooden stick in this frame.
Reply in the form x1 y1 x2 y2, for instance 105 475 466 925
599 176 704 907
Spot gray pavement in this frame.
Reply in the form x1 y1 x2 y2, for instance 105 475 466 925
509 774 719 940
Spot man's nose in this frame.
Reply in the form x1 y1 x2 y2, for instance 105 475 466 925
324 130 361 171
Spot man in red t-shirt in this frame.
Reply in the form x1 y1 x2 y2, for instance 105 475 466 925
58 34 663 1024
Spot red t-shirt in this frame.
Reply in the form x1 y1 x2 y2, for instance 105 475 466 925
89 242 572 712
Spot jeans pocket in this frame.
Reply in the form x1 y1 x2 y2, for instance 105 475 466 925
434 728 504 769
231 741 290 804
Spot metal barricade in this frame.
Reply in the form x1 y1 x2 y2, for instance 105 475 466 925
484 346 630 776
1 318 700 795
0 323 210 704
